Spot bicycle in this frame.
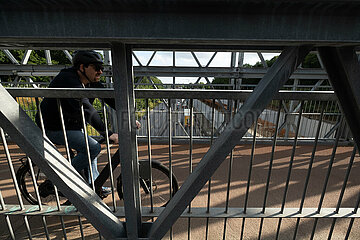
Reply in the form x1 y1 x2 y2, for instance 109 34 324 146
16 144 179 208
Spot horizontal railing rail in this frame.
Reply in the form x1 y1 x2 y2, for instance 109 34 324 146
5 88 338 101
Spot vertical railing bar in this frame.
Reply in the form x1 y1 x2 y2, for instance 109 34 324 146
225 150 233 213
205 217 210 240
80 101 95 190
188 99 194 240
262 101 282 213
168 98 173 240
293 218 300 240
168 98 173 200
306 100 315 137
223 99 237 239
4 98 32 239
345 218 354 240
57 99 72 162
313 100 321 136
281 101 303 213
45 100 67 209
323 101 332 137
275 218 282 240
258 218 264 240
42 216 50 240
27 164 42 208
327 218 336 240
332 105 341 138
23 211 33 239
317 116 343 213
189 99 194 203
308 100 315 136
5 215 15 240
0 191 5 211
0 125 35 239
172 51 176 90
38 99 67 239
0 191 15 240
244 118 258 213
100 99 117 211
78 216 85 240
299 104 325 213
225 99 237 214
301 100 309 137
210 100 216 140
240 218 245 240
336 146 357 213
60 217 68 240
222 218 227 240
146 99 154 213
0 128 26 209
31 99 47 208
310 218 318 240
205 99 216 240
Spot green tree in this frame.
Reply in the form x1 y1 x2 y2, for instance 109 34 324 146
302 53 321 68
211 78 231 89
134 76 164 117
252 56 278 68
0 50 72 83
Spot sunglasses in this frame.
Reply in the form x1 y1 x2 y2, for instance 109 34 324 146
91 63 104 72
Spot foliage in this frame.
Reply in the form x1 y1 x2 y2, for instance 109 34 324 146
17 97 38 122
211 78 232 89
252 56 278 68
302 53 321 68
135 76 164 117
211 53 323 88
0 50 72 83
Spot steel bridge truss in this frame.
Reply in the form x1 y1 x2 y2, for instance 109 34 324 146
1 1 360 239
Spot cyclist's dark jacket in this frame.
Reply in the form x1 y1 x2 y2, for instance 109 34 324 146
36 67 114 137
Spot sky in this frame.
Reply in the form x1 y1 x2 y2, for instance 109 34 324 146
132 51 279 84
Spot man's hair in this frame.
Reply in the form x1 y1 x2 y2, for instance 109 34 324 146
72 50 103 69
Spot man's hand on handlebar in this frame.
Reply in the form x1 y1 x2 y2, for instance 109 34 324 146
136 120 141 129
109 133 119 144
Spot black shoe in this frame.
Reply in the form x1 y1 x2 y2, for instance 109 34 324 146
39 180 55 198
101 187 112 196
61 199 72 206
96 187 112 199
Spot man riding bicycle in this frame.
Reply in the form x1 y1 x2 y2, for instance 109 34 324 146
36 50 119 197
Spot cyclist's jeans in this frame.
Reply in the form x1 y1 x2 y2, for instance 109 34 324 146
45 129 101 182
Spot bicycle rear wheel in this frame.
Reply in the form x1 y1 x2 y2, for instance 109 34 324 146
117 161 178 208
16 160 68 206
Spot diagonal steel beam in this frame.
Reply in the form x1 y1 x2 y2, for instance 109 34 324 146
148 46 312 239
318 47 360 151
0 84 126 239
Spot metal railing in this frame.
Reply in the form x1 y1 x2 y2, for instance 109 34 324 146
4 87 345 145
1 87 359 239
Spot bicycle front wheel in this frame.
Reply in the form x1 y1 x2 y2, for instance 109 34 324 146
16 160 68 206
117 161 179 208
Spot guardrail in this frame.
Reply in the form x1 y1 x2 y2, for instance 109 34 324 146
6 88 347 144
1 87 358 239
